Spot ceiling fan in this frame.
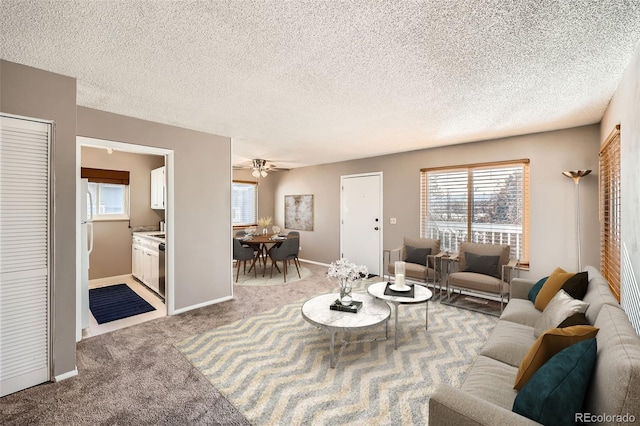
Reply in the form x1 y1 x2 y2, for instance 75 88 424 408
233 159 289 178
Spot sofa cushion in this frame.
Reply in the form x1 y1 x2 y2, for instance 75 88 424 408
500 298 541 328
481 320 537 367
527 276 547 303
558 312 590 328
534 267 575 311
561 271 589 300
584 304 640 420
514 325 599 390
463 252 501 278
582 265 623 324
461 355 519 411
513 338 597 425
448 272 509 295
404 245 431 266
533 289 590 337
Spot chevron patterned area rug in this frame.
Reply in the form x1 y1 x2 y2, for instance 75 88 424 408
176 289 498 425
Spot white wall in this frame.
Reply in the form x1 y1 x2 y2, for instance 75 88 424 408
273 125 601 279
601 42 640 294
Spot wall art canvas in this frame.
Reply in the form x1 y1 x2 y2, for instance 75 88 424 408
285 194 314 231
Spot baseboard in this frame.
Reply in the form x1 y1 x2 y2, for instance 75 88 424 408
88 274 133 287
299 258 329 267
172 295 234 315
54 368 78 382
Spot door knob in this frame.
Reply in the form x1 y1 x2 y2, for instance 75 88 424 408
374 227 379 230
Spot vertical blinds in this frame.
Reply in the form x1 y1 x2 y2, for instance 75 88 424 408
599 125 621 301
421 160 530 263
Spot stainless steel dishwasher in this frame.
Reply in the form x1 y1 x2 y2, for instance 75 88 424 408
158 242 165 299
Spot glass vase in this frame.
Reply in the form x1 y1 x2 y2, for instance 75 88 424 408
339 279 353 306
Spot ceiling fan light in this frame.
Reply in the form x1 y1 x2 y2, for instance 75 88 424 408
261 170 268 178
251 169 260 178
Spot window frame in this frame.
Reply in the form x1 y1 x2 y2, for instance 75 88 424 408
420 159 530 266
599 125 621 301
232 180 258 228
88 181 131 221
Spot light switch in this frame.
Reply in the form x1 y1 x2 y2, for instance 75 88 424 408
390 218 397 224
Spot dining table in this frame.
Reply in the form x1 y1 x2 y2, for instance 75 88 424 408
238 233 287 273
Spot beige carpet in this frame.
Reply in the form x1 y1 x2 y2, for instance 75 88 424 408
234 264 311 286
176 282 498 425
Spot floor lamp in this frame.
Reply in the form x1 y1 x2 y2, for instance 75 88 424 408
562 170 591 271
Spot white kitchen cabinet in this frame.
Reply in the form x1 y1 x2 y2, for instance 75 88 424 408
151 166 165 209
132 244 144 280
132 234 161 295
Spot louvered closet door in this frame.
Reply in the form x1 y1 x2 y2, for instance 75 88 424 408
0 115 51 397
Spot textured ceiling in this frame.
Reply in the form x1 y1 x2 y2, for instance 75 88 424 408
2 1 640 168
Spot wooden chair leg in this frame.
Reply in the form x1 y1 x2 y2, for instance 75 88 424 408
283 260 287 282
270 259 275 278
293 257 301 278
235 260 242 282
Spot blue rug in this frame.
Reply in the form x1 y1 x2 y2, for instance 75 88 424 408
89 284 156 324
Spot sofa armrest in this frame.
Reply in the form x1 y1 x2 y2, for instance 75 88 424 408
510 278 537 300
429 385 538 426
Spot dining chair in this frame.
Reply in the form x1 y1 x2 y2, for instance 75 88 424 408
266 235 301 282
233 238 257 282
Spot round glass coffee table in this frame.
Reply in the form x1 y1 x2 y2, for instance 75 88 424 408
301 292 390 368
367 281 433 349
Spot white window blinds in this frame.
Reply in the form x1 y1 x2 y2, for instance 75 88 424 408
421 160 530 264
232 181 258 226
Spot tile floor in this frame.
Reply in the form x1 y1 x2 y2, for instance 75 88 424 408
83 275 166 338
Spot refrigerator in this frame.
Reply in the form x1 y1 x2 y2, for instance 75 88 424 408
80 178 94 331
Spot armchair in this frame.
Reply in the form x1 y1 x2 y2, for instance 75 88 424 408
446 242 518 311
385 237 443 288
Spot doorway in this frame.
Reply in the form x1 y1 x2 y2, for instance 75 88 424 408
340 172 383 276
76 136 174 341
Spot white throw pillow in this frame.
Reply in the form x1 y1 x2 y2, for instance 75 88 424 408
533 289 589 337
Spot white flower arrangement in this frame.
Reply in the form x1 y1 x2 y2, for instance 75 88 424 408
257 216 273 227
327 258 369 283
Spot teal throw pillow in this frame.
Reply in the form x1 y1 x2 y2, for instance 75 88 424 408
528 277 548 303
512 338 597 426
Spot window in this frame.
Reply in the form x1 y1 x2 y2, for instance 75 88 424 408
81 167 131 221
421 159 530 265
88 182 129 219
232 181 258 227
599 125 621 301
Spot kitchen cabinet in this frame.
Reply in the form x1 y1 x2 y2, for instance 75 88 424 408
132 234 160 295
151 166 165 209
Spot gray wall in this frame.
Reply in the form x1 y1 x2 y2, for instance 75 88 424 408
81 147 165 279
1 60 78 377
77 107 232 310
601 42 640 293
273 125 601 279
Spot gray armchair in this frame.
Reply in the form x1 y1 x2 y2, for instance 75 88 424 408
386 237 442 284
446 242 518 311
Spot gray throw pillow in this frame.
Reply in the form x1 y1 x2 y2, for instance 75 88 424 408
462 252 500 278
405 246 431 267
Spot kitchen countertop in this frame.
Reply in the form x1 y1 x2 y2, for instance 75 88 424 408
133 231 166 243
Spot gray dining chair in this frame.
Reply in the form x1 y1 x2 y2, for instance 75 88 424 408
266 235 301 282
233 238 257 282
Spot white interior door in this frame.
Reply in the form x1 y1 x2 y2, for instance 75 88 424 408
340 173 383 275
0 114 51 397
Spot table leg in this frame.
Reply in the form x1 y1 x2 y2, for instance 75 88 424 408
394 303 399 350
425 301 429 330
330 330 336 368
